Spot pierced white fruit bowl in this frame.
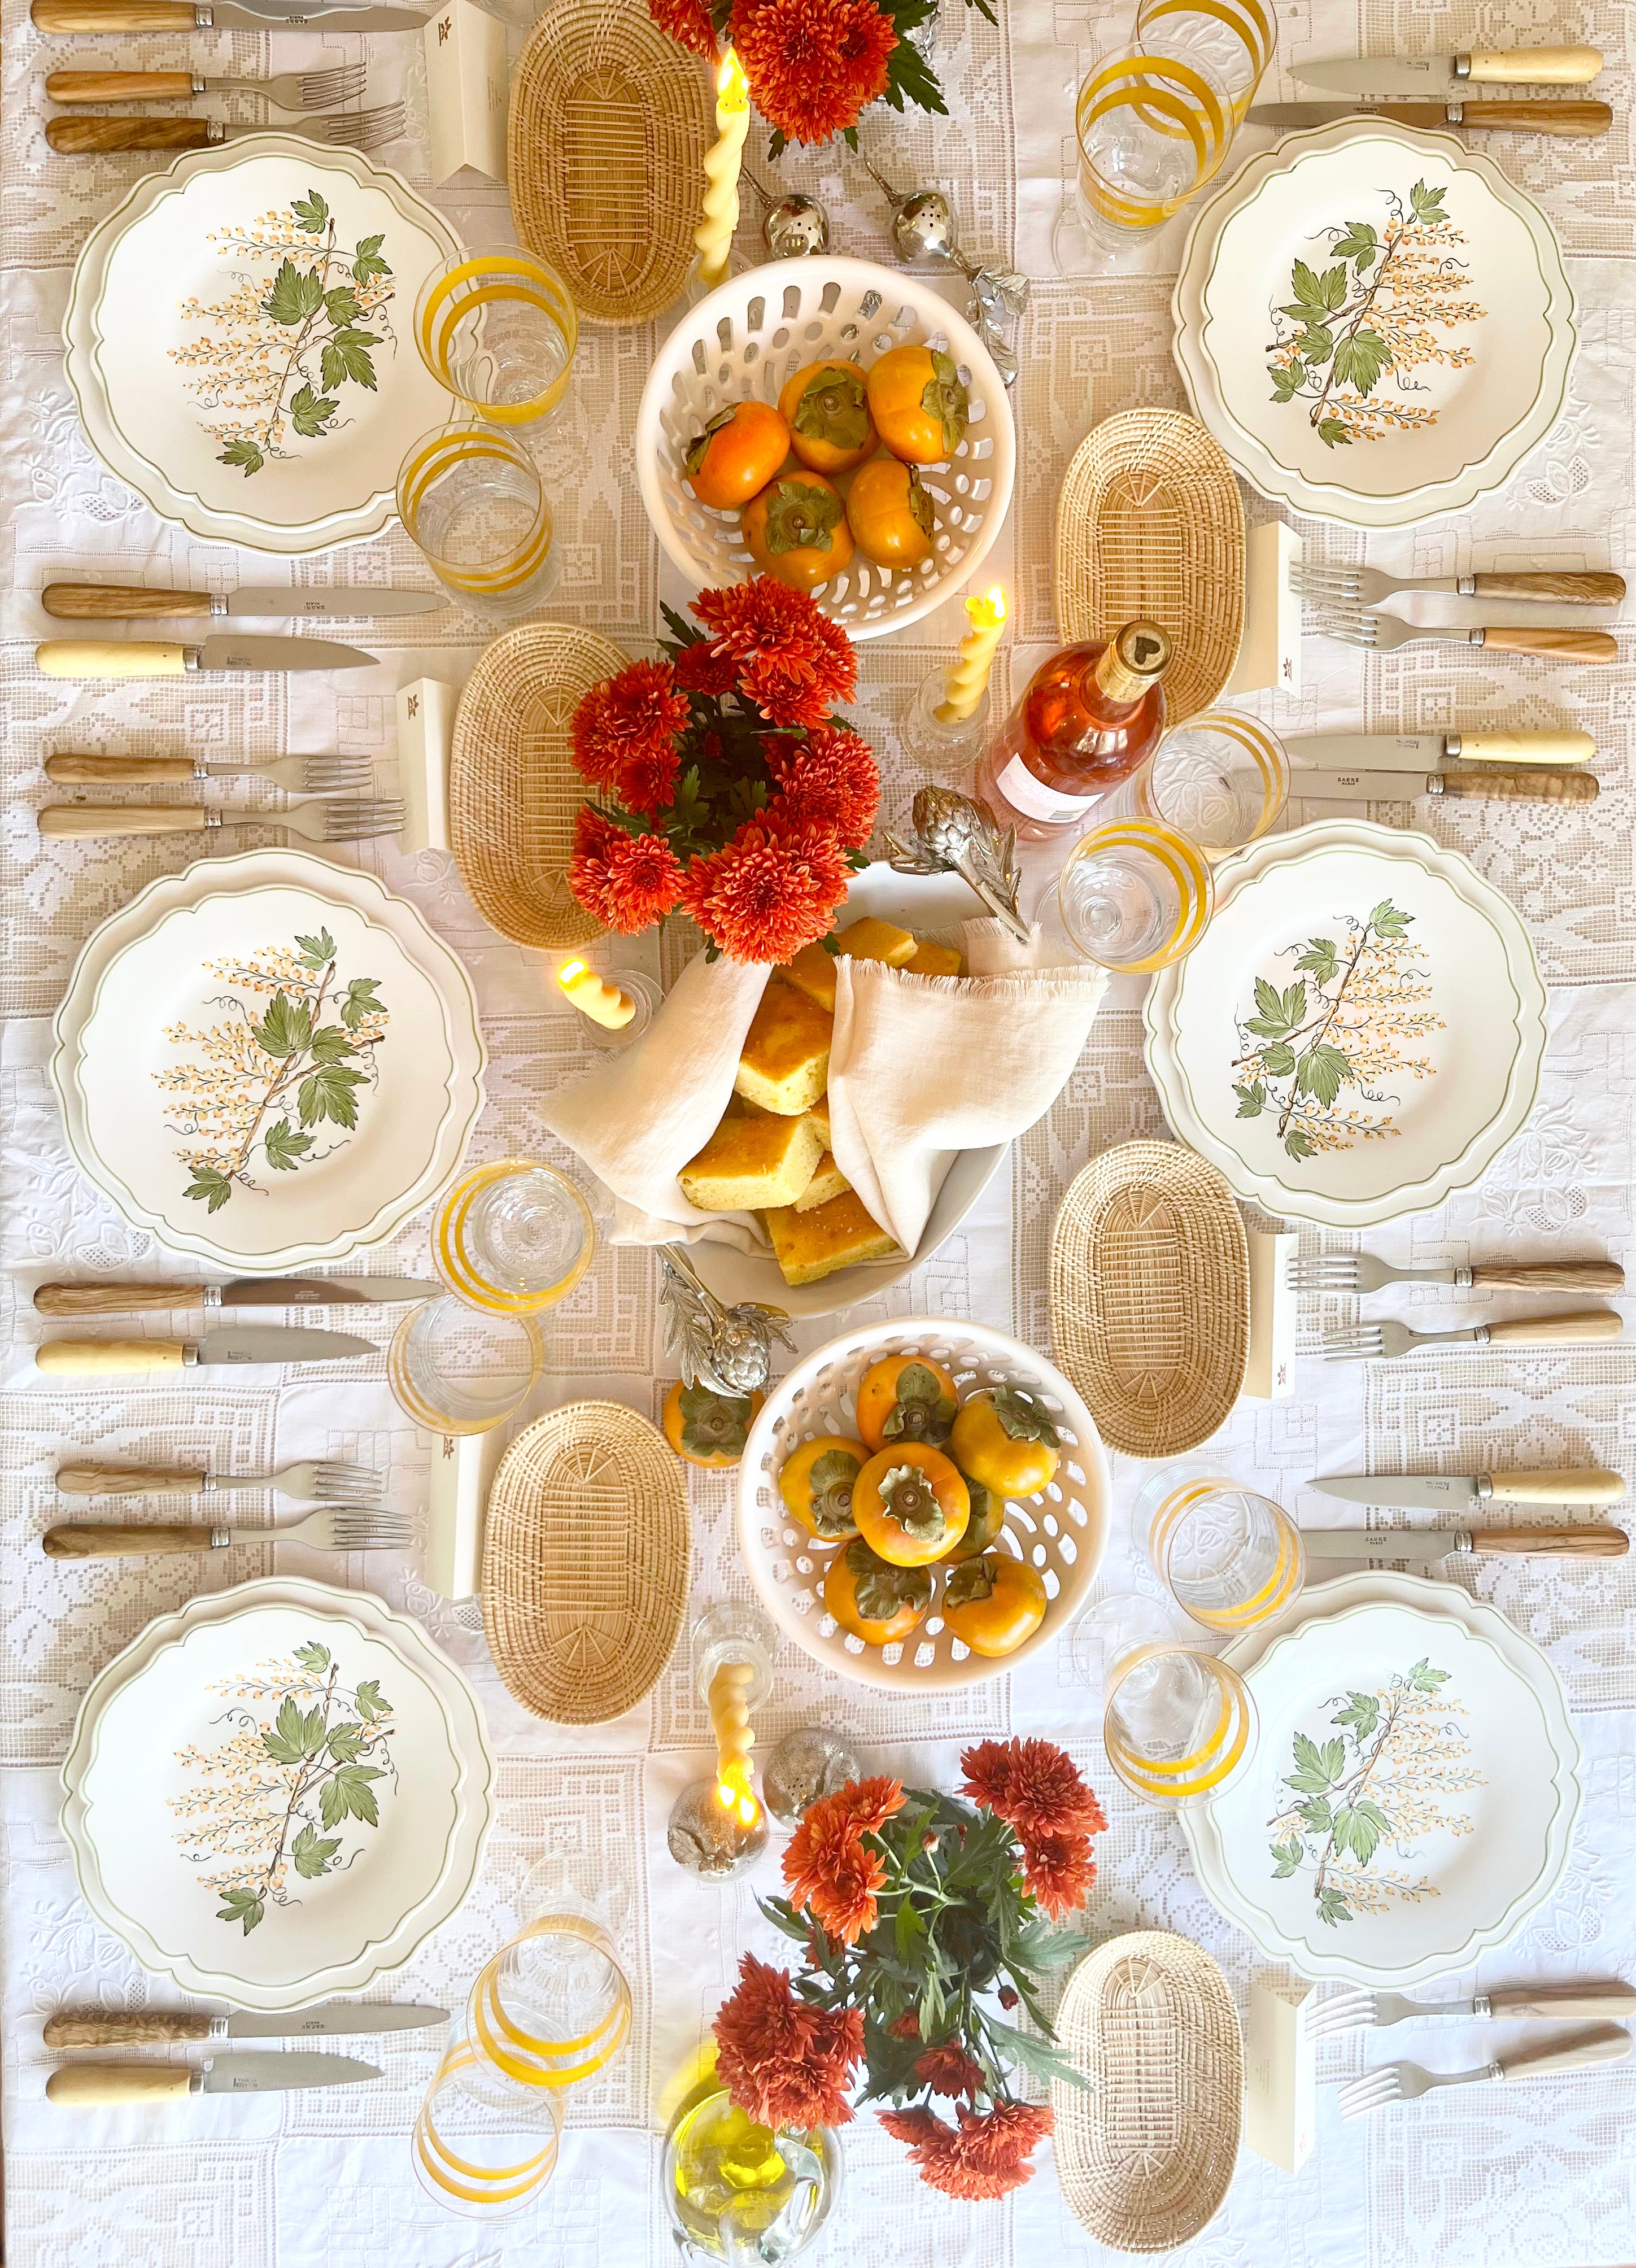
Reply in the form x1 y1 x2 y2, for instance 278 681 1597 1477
738 1320 1110 1691
636 256 1016 638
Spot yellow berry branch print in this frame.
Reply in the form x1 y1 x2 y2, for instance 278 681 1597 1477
1231 900 1443 1161
153 927 389 1215
1265 178 1486 449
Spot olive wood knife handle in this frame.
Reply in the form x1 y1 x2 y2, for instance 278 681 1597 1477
1469 570 1625 603
45 70 198 100
44 583 211 617
1472 1525 1629 1557
46 2010 212 2047
1487 1985 1636 2022
45 756 197 785
1486 1469 1626 1506
1455 98 1612 134
47 116 212 152
43 1524 224 1558
1496 2025 1631 2078
1465 46 1602 84
1485 1311 1623 1346
1437 767 1596 803
1478 626 1618 662
56 1463 210 1497
33 0 200 27
1469 1259 1625 1293
41 805 209 838
37 1281 207 1312
37 1341 189 1375
47 2064 195 2105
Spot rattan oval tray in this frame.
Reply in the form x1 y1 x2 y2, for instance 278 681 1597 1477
482 1401 691 1724
450 621 630 952
1055 409 1245 726
1052 1930 1242 2254
1049 1141 1249 1459
508 0 709 325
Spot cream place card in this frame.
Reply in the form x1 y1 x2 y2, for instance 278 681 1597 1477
1244 1974 1316 2171
1242 1226 1297 1401
1224 519 1301 697
424 0 508 187
396 675 456 852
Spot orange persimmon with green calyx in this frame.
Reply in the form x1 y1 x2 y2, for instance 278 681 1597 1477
662 1378 764 1468
943 1551 1048 1658
946 1475 1005 1562
866 344 969 465
949 1386 1061 1499
682 400 792 510
844 456 935 571
823 1536 933 1646
743 472 854 592
856 1353 958 1451
778 359 877 475
778 1434 867 1543
853 1443 969 1567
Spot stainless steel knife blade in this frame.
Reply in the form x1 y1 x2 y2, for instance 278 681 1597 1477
196 1326 378 1365
45 2001 446 2048
204 2052 382 2092
1315 1473 1483 1511
1294 49 1602 97
229 2003 446 2040
1288 732 1598 772
203 2 431 24
45 2052 382 2105
229 588 443 619
218 1276 438 1308
1300 1528 1469 1564
198 634 375 673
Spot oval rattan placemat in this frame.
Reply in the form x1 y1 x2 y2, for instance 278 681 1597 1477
483 1401 691 1724
508 0 709 326
450 620 629 952
1055 409 1245 726
1049 1140 1249 1459
1051 1929 1242 2254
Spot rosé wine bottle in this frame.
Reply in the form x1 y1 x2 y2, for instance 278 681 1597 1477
976 620 1172 843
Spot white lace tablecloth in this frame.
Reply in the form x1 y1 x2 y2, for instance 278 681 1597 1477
3 0 1635 2256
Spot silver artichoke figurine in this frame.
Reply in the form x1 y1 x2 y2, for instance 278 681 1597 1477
658 1244 795 1399
858 160 1030 386
884 786 1030 945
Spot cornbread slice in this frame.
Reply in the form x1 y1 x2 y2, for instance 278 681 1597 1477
780 938 839 1013
767 1188 899 1285
795 1154 850 1212
735 979 833 1115
836 917 918 967
904 939 965 979
806 1098 832 1149
680 1112 824 1212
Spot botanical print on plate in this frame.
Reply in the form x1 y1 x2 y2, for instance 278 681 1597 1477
1264 179 1487 450
173 187 396 477
1231 899 1443 1162
169 1639 398 1936
1267 1656 1482 1927
155 927 389 1215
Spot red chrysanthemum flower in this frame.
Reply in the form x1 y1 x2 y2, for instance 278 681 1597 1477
566 809 686 934
888 2010 922 2041
613 738 682 818
960 1739 1106 1842
783 1810 887 1946
645 0 716 56
765 724 880 849
879 2101 1054 2201
691 577 857 729
1018 1828 1097 1921
731 0 896 143
827 1776 904 1834
680 813 850 962
915 2043 987 2100
673 637 741 697
571 659 690 797
712 1954 864 2130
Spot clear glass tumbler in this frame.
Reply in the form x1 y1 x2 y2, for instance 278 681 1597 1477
1137 1462 1305 1633
414 244 578 426
1103 1641 1258 1807
1135 0 1276 121
398 420 561 616
468 1911 634 2090
434 1157 595 1317
387 1294 544 1436
1044 817 1214 971
412 2017 563 2218
1120 712 1289 862
1056 47 1236 274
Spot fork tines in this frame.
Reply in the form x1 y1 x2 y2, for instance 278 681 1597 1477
1322 1329 1384 1362
317 799 405 839
309 1465 389 1503
293 63 369 107
1288 1258 1363 1288
1306 1987 1381 2039
1291 565 1367 599
320 1515 413 1547
294 758 374 790
1337 2067 1408 2119
1306 605 1382 649
318 102 407 151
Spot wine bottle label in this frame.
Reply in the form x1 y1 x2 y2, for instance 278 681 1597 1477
993 754 1110 825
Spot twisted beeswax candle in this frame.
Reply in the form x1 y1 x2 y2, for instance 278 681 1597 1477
937 586 1007 723
694 50 750 289
708 1659 758 1828
556 958 635 1030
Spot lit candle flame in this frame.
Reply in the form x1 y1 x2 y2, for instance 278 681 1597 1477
717 46 749 108
557 958 587 985
716 1758 759 1831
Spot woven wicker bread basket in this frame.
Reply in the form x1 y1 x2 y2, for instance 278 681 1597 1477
482 1401 691 1724
1050 1141 1249 1459
1052 1930 1242 2252
449 621 629 952
508 0 709 325
1055 409 1245 725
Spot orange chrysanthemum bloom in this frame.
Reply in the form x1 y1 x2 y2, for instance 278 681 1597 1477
713 1954 863 2130
960 1738 1106 1842
691 577 857 727
731 0 897 143
783 1812 886 1946
879 2100 1054 2201
765 724 880 849
827 1776 904 1834
645 0 715 56
1018 1828 1097 1921
915 2042 987 2100
571 659 690 793
679 813 850 962
567 809 686 932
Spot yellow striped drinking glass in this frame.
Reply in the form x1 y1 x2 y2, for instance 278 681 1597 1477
412 2020 563 2218
1135 0 1276 121
1138 1462 1306 1633
1058 47 1234 272
398 420 561 616
1052 817 1214 971
433 1158 595 1318
468 1911 634 2091
1103 1642 1258 1808
1123 712 1290 862
414 244 578 425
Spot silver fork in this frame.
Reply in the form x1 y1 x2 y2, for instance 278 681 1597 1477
40 799 406 844
55 1458 385 1504
46 64 369 113
1306 602 1618 665
1324 1311 1623 1362
1290 1254 1625 1297
1293 564 1625 611
1310 1981 1636 2041
1338 2026 1631 2120
42 1506 412 1559
45 753 374 796
46 106 407 156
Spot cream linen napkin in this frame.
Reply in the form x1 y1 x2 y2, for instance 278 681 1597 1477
824 922 1107 1258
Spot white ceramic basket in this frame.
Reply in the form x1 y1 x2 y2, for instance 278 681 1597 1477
636 256 1015 638
738 1320 1110 1691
